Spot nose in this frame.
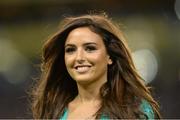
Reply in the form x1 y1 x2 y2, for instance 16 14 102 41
75 48 85 63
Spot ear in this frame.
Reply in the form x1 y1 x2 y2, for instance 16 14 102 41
108 56 113 65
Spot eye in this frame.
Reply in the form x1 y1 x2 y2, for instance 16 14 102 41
65 47 76 54
85 45 97 52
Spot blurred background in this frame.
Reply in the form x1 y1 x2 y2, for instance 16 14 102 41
0 0 179 118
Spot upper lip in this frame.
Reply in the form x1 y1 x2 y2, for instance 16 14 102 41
74 65 91 69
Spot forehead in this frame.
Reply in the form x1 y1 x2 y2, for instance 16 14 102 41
65 27 104 45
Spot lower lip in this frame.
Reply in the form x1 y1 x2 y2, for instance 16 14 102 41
75 66 91 73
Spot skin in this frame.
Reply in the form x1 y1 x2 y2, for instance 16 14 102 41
64 27 112 119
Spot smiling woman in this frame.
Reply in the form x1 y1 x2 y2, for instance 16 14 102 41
31 13 161 119
64 27 112 85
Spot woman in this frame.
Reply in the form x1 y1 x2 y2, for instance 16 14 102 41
31 13 161 119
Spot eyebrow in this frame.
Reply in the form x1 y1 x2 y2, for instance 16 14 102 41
65 44 75 48
83 42 97 46
65 42 97 47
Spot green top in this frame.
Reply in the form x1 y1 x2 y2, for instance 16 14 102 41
60 100 154 120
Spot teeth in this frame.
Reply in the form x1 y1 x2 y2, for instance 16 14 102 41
76 66 90 73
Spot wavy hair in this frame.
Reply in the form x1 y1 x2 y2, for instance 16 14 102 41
31 13 161 119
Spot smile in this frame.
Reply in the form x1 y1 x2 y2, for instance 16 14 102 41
74 65 91 73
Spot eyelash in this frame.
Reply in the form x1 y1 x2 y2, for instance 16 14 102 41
85 46 97 51
65 47 76 53
65 46 97 54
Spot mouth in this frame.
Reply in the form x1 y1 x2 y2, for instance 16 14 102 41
74 65 91 73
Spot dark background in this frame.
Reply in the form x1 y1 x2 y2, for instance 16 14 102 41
0 0 179 118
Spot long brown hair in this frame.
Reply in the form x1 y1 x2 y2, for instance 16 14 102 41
31 13 161 119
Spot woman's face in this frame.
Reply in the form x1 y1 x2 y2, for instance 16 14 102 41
64 27 112 84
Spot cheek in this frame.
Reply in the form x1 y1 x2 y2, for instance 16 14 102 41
64 55 73 68
89 52 108 64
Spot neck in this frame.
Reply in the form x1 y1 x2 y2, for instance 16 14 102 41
76 78 107 103
76 85 101 103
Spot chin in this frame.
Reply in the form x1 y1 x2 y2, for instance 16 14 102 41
75 78 91 82
74 77 93 83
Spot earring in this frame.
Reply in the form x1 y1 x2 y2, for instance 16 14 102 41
108 58 113 65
